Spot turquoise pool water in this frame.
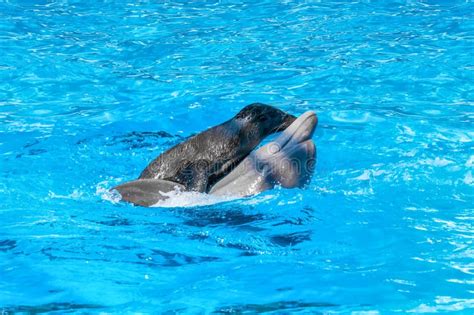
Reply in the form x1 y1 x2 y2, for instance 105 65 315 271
1 1 473 313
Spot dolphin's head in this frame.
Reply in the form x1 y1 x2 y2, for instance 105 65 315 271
210 111 318 197
260 110 317 188
235 103 296 135
271 110 318 151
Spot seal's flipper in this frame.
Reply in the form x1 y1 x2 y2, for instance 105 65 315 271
188 175 208 193
112 179 185 207
182 160 209 192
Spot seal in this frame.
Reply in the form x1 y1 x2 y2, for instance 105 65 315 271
209 111 317 197
113 103 296 205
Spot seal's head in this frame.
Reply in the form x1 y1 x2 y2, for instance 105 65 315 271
235 103 296 141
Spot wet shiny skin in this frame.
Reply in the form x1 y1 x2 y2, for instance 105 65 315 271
1 0 473 313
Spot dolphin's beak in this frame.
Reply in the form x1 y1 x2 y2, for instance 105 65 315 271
274 111 318 150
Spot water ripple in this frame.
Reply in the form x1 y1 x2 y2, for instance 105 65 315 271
1 0 473 313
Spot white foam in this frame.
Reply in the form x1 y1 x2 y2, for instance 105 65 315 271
48 189 84 200
96 180 122 204
151 189 240 208
98 178 280 208
97 179 245 207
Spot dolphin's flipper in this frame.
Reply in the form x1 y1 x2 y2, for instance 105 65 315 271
112 179 185 207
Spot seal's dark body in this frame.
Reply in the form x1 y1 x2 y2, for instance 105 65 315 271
139 103 296 192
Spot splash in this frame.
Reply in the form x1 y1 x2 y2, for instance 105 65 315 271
96 179 280 208
96 180 122 204
97 179 241 207
151 189 240 208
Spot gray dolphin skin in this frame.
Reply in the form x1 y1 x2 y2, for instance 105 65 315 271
113 103 296 206
209 111 317 197
113 179 185 207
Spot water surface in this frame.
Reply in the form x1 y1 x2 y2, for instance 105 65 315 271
1 0 473 313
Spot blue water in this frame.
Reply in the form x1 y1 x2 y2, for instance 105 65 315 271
1 0 473 313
